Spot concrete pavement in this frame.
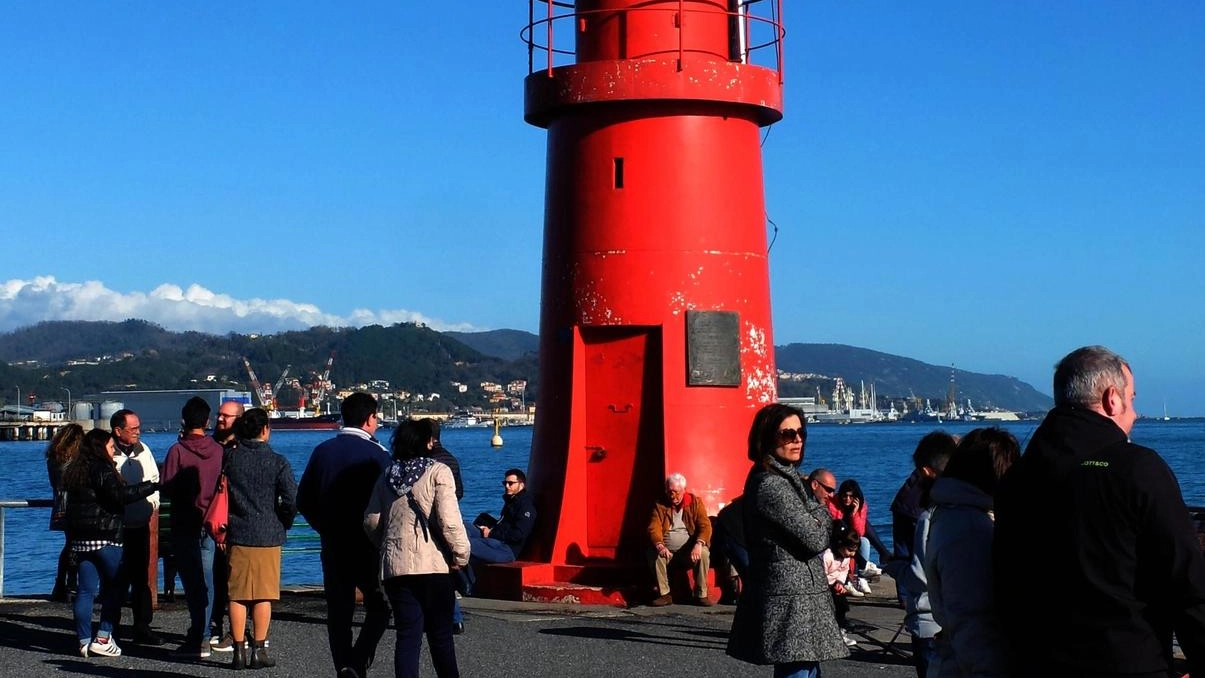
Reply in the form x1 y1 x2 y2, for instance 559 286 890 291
0 579 914 677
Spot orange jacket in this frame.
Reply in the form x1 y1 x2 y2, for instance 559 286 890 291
647 492 713 548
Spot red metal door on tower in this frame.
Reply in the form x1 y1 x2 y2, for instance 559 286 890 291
583 326 663 560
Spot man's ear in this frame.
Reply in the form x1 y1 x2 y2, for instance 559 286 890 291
1101 385 1123 417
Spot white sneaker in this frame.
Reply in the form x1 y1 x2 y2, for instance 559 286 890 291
78 642 89 657
862 561 883 576
846 582 865 598
855 578 873 595
842 630 858 647
88 637 122 657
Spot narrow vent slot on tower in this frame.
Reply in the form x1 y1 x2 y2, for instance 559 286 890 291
613 157 625 189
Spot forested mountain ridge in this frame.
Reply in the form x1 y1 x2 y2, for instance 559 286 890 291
0 321 1049 412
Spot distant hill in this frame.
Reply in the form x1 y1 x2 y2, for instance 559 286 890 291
0 321 533 410
0 319 192 363
776 343 1052 413
445 332 1052 413
0 321 1050 413
445 329 539 361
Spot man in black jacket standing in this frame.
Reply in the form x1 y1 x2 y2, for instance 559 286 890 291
298 393 391 678
995 345 1205 678
423 418 463 501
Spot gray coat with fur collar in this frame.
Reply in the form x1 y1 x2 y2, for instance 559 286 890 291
727 457 849 665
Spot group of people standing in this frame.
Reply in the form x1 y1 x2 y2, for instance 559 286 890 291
298 394 537 678
728 345 1205 678
46 397 298 667
43 343 1205 677
46 389 534 678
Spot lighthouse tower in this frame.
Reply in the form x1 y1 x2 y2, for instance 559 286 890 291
518 0 785 600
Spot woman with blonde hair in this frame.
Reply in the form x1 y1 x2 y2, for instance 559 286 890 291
46 423 85 601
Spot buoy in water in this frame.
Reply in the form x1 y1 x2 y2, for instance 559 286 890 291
491 418 503 447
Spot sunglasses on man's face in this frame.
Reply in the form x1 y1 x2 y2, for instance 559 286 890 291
503 480 520 487
776 427 805 444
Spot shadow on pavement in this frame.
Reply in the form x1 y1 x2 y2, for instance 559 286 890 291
45 659 182 677
540 625 727 650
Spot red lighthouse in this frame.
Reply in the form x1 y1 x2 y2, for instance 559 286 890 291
517 0 785 601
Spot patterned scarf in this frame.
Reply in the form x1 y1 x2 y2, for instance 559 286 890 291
385 457 435 498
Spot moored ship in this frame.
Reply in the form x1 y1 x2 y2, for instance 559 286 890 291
269 413 340 431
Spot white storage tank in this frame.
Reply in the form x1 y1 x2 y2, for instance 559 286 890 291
98 401 124 429
73 402 93 421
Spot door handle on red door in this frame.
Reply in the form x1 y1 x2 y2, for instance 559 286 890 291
586 445 607 461
608 403 632 413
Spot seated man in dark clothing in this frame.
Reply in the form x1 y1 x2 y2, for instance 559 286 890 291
464 468 536 564
457 467 537 614
713 496 747 604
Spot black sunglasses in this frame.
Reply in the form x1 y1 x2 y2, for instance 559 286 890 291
776 427 805 443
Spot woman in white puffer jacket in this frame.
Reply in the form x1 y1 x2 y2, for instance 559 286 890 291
364 419 469 678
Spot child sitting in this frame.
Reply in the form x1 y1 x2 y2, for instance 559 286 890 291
823 521 864 648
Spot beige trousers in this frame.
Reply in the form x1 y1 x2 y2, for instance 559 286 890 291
648 543 710 597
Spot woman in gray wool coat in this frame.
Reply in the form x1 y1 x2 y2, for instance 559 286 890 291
728 403 848 677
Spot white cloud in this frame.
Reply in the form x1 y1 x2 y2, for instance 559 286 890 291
0 277 477 335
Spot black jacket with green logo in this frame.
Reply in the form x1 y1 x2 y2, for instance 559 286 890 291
995 406 1205 677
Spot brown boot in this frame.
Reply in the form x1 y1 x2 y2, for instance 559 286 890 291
250 639 275 669
231 640 247 670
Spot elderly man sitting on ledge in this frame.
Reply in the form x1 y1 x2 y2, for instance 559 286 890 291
647 472 713 607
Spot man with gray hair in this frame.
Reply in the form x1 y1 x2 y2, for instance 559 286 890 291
995 346 1205 677
647 473 713 606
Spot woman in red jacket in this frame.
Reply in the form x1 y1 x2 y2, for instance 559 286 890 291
836 479 891 579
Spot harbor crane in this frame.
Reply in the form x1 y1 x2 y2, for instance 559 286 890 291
241 357 270 409
270 365 292 412
309 352 336 416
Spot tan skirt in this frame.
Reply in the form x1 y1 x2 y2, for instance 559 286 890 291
227 545 282 601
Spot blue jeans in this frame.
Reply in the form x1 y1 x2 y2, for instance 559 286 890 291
911 635 938 678
463 521 516 563
383 574 459 678
774 661 820 678
74 545 124 643
858 536 872 568
174 530 216 642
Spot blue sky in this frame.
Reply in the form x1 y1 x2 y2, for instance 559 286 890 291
1 3 1202 414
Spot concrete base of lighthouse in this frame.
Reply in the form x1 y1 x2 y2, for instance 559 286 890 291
472 561 724 608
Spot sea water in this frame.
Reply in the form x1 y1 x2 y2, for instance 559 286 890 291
2 420 1202 596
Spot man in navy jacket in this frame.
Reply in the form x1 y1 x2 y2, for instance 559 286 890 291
467 468 537 563
298 392 391 678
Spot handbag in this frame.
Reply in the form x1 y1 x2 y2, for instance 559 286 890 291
405 489 468 594
49 488 69 531
203 470 229 545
